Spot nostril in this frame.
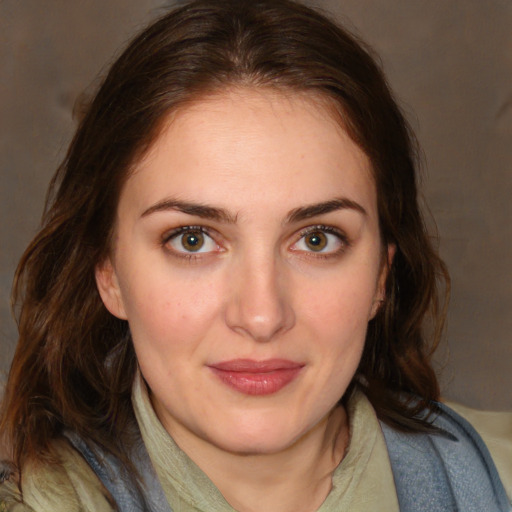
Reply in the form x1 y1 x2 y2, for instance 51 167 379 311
224 289 295 342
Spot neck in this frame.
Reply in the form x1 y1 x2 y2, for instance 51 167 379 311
167 405 349 512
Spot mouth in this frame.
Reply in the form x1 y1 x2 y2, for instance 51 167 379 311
207 359 304 396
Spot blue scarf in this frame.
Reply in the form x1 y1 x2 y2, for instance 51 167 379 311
67 402 511 512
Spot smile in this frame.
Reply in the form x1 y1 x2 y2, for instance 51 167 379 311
208 359 304 396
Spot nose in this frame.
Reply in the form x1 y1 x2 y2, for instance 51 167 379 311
224 253 295 342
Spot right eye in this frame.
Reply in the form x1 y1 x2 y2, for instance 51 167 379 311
165 227 219 254
290 225 348 257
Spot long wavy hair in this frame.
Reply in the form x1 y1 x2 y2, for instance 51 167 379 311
1 0 449 474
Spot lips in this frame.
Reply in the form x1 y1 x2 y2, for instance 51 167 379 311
208 359 304 396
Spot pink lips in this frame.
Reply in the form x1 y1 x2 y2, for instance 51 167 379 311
208 359 304 396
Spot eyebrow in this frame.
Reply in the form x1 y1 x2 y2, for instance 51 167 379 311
285 198 367 223
141 199 237 223
140 197 366 224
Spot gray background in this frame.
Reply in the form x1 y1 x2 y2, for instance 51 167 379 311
0 1 510 410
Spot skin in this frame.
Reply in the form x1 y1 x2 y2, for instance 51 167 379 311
96 88 393 512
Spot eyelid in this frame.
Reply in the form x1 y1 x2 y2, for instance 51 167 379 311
162 225 212 243
160 224 349 261
291 224 350 256
162 225 223 258
297 224 346 238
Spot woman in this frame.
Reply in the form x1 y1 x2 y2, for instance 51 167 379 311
0 0 510 510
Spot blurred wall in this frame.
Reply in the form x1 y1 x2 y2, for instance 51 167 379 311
1 0 511 409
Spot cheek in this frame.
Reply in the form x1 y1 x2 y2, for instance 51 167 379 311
298 267 378 334
118 268 224 350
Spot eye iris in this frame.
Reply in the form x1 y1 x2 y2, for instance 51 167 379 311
306 232 327 251
181 231 204 252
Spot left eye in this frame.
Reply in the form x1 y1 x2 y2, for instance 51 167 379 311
167 229 218 253
292 229 345 254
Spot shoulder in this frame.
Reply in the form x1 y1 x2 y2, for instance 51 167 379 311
0 475 28 512
380 400 512 511
0 438 115 512
446 400 512 504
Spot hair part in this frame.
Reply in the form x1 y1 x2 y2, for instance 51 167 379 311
1 0 449 475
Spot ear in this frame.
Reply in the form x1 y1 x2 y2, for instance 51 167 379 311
95 258 128 320
370 243 396 320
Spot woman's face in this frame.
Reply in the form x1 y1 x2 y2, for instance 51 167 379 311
97 88 391 455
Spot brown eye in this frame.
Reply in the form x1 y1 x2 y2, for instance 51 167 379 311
181 231 204 252
305 231 327 251
291 227 346 256
167 228 218 254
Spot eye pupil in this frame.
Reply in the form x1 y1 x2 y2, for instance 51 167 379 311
306 232 327 251
182 231 204 252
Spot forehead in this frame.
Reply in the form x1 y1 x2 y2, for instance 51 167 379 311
121 87 376 220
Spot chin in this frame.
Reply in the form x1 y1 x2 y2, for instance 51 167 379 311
214 436 298 456
204 417 308 456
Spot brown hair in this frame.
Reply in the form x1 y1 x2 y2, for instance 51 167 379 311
1 0 449 473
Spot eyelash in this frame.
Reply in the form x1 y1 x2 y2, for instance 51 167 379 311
161 224 350 261
294 225 350 259
161 225 220 261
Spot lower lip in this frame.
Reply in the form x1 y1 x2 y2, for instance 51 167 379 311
209 367 303 396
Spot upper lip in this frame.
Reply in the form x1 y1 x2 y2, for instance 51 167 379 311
208 359 304 373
